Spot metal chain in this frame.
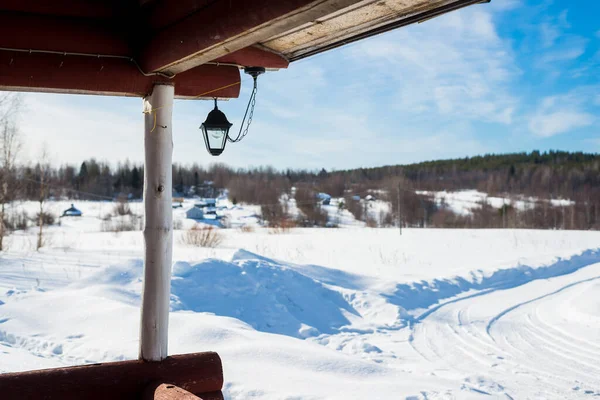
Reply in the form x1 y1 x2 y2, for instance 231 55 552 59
242 82 257 141
228 76 258 143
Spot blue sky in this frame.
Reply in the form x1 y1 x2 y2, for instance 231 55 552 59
19 0 600 170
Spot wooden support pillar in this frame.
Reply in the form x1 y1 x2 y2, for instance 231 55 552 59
140 83 174 361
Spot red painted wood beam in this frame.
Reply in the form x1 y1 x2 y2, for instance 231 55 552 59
0 352 224 400
0 11 131 56
0 51 240 99
0 11 289 71
214 46 289 69
138 0 359 74
0 0 122 19
140 0 215 31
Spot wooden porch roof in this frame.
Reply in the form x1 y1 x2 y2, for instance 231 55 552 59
0 0 488 98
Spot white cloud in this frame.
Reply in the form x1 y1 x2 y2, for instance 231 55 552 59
528 88 599 137
540 23 561 48
537 38 587 64
532 9 590 73
527 9 591 77
529 110 594 137
489 0 521 12
346 7 519 125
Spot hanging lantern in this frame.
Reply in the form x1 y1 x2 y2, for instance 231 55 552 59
199 67 265 156
200 99 233 156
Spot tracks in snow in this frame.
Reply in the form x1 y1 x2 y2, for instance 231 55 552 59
408 259 600 399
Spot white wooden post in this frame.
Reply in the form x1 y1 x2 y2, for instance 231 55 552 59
140 83 174 361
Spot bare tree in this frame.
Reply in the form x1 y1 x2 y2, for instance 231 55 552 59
0 93 23 250
36 145 51 250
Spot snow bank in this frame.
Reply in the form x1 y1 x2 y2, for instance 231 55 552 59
171 255 356 338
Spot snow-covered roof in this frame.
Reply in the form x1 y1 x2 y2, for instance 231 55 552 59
62 204 82 216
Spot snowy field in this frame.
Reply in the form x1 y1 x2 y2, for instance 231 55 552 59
1 200 600 399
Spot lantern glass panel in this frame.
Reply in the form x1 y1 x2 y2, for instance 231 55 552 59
202 125 229 156
208 127 227 147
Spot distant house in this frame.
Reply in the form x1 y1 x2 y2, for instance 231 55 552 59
185 199 220 221
186 206 204 220
316 192 331 205
62 204 82 217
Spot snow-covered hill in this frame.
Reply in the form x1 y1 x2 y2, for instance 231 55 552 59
417 189 575 216
1 200 599 399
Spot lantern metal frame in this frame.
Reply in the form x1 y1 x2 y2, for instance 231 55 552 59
200 99 233 156
199 66 265 156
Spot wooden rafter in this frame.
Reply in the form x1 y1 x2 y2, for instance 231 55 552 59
137 0 362 74
0 51 241 98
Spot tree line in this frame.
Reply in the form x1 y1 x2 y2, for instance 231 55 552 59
3 151 595 231
1 92 598 232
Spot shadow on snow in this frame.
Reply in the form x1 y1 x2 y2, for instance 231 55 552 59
170 251 359 339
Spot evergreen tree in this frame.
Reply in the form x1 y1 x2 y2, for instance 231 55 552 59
78 162 88 182
131 167 141 191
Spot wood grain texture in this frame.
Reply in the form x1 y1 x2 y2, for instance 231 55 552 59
0 352 224 400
